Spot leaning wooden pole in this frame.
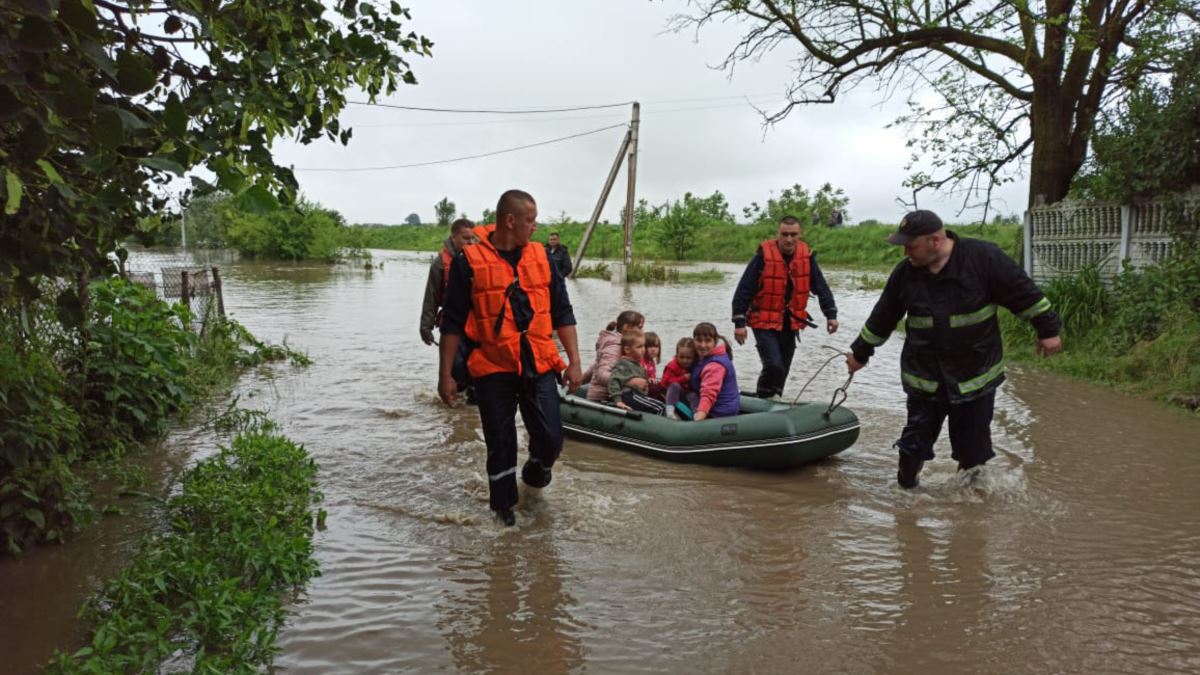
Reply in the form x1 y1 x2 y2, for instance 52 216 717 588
622 102 640 268
570 128 632 277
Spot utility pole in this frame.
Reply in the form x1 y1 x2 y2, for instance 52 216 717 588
181 201 188 249
569 101 640 277
622 102 640 268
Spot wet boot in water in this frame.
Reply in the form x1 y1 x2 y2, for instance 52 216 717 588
494 508 516 527
897 452 925 489
521 458 552 488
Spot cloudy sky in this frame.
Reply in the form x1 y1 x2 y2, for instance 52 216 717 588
273 0 1030 226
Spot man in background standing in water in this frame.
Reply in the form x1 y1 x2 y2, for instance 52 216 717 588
846 210 1062 488
732 215 839 400
438 190 583 526
544 231 573 277
420 218 476 392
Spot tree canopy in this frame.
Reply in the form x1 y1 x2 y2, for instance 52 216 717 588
674 0 1198 209
1 0 431 300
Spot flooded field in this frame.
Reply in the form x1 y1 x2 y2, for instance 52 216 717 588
2 249 1198 674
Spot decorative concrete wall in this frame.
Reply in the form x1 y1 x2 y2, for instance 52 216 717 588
1024 192 1198 283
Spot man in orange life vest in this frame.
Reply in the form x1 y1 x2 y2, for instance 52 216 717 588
732 215 840 399
419 218 477 346
438 190 583 527
421 218 477 392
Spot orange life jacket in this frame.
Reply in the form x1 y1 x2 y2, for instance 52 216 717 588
439 245 453 292
748 239 811 331
462 225 566 378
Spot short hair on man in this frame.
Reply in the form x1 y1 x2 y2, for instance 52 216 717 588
450 218 475 235
549 231 559 238
496 189 536 223
779 216 803 228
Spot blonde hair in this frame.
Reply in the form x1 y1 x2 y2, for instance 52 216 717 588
620 327 644 351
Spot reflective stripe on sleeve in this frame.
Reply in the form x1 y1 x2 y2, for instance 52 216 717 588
859 326 888 346
1017 297 1052 321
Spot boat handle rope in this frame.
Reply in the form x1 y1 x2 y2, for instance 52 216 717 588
790 345 855 420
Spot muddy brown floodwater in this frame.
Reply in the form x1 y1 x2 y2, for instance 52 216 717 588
2 249 1198 674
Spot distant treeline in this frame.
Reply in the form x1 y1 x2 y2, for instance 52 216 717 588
345 219 1022 268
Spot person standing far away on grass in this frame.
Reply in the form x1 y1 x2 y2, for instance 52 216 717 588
544 231 573 277
438 190 583 527
846 210 1063 489
421 218 477 391
731 215 839 400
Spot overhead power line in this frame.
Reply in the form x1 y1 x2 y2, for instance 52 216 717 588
347 100 634 114
295 123 628 172
353 97 788 129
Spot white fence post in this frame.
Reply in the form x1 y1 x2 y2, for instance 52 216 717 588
1023 209 1034 278
1118 203 1134 264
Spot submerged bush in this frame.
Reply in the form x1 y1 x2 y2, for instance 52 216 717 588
0 276 310 554
49 429 322 673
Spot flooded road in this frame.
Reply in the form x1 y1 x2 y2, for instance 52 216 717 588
3 249 1198 673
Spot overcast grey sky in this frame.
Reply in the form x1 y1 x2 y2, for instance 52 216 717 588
274 0 1029 226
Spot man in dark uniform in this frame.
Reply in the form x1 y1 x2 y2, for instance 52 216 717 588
544 232 572 277
846 210 1063 488
438 190 583 526
732 216 839 399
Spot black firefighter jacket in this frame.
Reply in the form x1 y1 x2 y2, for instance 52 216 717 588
850 232 1061 403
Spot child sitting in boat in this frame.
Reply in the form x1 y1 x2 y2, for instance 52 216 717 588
691 322 740 421
608 328 668 415
582 310 644 401
660 337 699 419
641 331 661 382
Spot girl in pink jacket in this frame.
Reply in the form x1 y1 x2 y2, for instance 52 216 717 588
582 310 644 401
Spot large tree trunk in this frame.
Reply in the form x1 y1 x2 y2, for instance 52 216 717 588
1027 89 1089 206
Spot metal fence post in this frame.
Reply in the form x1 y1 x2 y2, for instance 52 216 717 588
180 270 191 315
211 266 226 318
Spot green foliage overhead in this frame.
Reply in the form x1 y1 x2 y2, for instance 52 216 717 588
0 0 431 297
1074 37 1200 202
676 1 1198 206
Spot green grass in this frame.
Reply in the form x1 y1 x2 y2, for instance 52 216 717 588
1000 251 1200 413
343 221 1022 268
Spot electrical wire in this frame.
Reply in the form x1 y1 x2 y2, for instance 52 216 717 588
347 100 634 114
295 123 628 172
352 97 788 129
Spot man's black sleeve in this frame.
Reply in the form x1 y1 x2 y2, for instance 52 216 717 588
439 253 473 336
731 251 764 328
559 246 573 277
808 254 837 320
849 263 907 364
548 250 577 329
987 245 1061 338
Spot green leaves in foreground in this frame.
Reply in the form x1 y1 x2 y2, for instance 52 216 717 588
1 0 432 299
49 430 323 674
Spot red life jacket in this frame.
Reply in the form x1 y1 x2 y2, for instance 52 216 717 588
462 225 566 378
747 239 811 331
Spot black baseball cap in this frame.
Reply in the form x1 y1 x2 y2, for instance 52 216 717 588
886 210 944 245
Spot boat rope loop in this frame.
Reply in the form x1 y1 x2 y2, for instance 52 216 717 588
790 345 855 420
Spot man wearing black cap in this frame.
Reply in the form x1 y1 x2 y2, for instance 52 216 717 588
846 210 1062 488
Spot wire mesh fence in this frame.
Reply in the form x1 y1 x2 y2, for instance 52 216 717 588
123 265 226 333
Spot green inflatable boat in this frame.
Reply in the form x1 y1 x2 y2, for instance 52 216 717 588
561 387 860 469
